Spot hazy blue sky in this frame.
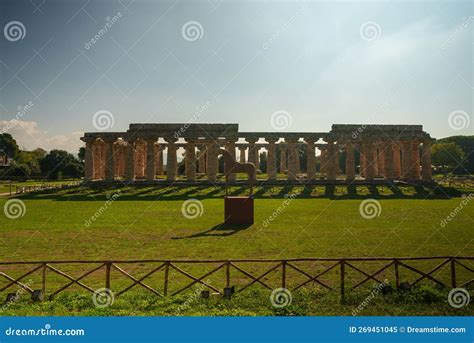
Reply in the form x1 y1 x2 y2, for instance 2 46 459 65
0 0 472 152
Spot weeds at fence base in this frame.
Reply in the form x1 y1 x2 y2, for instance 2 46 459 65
1 286 471 316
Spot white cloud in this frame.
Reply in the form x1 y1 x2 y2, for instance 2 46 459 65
0 120 83 153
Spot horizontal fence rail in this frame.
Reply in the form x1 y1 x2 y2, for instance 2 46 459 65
0 257 472 303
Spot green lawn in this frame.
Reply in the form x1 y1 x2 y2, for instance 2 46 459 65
0 184 472 315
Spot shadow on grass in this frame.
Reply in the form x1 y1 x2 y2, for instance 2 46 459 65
15 184 464 201
171 222 253 239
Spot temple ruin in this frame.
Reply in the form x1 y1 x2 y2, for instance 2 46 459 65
80 123 433 183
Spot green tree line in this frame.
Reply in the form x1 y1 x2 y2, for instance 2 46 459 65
0 133 83 180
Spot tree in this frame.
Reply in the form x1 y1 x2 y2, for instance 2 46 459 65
0 133 20 159
436 136 474 173
16 151 41 175
39 149 83 179
4 162 30 179
78 147 85 162
431 142 465 173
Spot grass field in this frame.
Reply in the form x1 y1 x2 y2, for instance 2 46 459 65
0 184 472 315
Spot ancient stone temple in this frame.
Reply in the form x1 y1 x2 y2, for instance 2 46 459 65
80 123 433 183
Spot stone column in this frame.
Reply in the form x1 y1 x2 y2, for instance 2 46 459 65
345 142 355 181
206 140 218 182
279 145 287 173
401 141 413 180
125 140 135 181
145 139 156 181
373 149 379 176
114 145 123 178
255 148 260 171
421 140 432 181
156 145 164 175
286 139 298 181
266 138 277 180
185 139 196 181
411 141 421 180
225 139 237 182
376 145 384 177
104 139 115 181
239 146 246 163
305 138 316 180
359 145 366 177
383 141 394 180
165 138 177 181
393 143 401 179
84 140 94 181
93 142 105 179
364 142 375 180
320 148 327 175
247 139 258 168
326 142 337 181
134 141 146 178
295 144 301 175
198 146 206 173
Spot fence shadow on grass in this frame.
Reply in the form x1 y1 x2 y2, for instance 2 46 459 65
15 183 464 202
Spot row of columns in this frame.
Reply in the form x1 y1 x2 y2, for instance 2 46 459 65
84 138 432 182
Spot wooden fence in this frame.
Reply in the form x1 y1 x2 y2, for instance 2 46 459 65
0 256 472 303
12 182 80 195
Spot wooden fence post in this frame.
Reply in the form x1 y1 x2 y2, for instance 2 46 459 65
164 262 170 296
41 263 47 300
340 260 345 304
450 258 456 288
226 261 230 289
282 261 287 289
105 262 112 289
394 259 400 289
